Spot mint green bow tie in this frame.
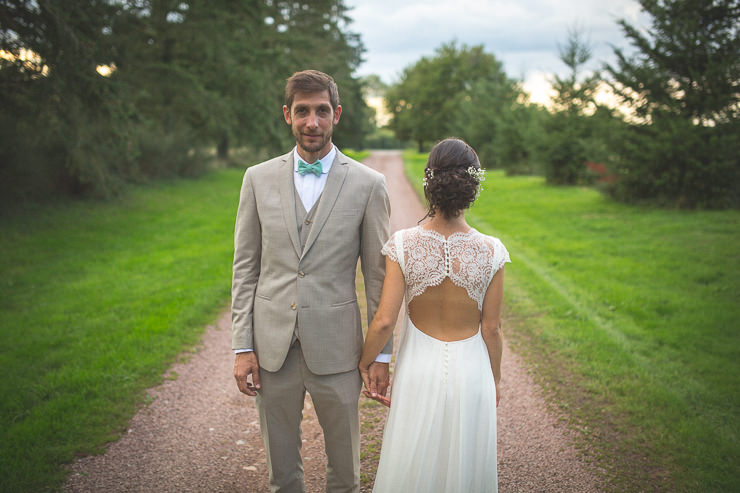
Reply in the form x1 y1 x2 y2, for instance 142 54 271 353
297 159 322 177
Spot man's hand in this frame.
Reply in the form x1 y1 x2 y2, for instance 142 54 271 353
367 361 390 398
360 361 391 407
234 352 261 396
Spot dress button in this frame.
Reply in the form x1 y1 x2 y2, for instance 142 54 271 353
298 271 305 278
304 219 312 225
290 302 297 310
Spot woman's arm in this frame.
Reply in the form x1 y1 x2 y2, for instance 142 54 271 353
359 257 405 395
480 266 505 406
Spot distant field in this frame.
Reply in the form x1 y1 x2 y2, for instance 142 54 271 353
404 150 740 492
0 168 245 492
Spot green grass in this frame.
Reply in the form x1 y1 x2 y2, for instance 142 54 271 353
404 150 740 492
343 149 371 161
0 168 246 492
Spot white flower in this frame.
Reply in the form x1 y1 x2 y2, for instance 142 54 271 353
467 166 486 182
423 168 434 187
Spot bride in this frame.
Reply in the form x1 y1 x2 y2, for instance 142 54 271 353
359 138 509 492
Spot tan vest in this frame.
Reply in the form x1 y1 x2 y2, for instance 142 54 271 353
293 185 321 343
295 185 322 253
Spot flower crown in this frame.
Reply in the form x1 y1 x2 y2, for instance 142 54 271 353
422 166 486 187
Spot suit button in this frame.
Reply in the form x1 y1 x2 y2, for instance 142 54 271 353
298 271 305 278
291 302 297 310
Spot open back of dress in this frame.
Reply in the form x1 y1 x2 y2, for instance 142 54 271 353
384 227 508 340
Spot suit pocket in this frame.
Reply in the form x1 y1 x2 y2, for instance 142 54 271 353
333 209 360 216
255 293 271 301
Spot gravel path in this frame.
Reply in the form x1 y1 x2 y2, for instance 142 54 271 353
64 150 604 492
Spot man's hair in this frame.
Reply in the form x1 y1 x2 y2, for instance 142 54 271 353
285 70 340 111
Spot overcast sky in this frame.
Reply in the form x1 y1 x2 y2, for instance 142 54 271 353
344 0 649 102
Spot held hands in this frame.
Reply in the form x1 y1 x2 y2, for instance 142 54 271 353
360 361 391 407
234 352 261 396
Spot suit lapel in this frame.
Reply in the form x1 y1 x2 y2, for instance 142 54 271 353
302 152 348 259
278 151 302 258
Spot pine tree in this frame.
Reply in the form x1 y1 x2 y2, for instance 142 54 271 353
605 0 740 207
545 27 603 185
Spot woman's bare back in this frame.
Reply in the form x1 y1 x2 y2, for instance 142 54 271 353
408 279 481 341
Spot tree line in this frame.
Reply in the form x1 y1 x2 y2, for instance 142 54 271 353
0 0 372 202
384 0 739 208
2 0 737 208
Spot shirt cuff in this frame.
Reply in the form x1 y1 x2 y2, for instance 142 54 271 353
374 353 391 363
235 348 253 354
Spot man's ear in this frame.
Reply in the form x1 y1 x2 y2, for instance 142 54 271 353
333 105 342 124
283 105 292 124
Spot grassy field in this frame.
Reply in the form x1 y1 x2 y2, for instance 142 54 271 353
404 150 740 492
3 148 737 491
0 168 246 492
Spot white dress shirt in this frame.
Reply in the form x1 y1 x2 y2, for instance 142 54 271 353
293 145 336 212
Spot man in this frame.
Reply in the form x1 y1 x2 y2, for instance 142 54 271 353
232 70 392 493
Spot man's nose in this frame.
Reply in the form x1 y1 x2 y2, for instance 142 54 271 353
306 112 319 128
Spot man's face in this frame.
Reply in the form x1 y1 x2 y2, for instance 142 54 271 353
283 90 342 157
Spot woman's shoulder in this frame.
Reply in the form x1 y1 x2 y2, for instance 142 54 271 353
473 230 511 268
466 229 510 266
463 228 499 245
390 225 424 241
383 226 427 259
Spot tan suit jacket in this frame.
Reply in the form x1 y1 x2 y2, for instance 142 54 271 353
231 150 391 375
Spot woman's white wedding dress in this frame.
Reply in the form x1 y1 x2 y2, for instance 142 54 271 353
372 226 510 493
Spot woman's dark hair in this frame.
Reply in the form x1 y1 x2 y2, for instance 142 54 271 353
422 138 482 220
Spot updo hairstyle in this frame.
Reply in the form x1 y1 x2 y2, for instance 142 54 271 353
423 138 483 219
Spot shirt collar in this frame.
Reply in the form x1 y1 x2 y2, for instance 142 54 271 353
293 145 336 175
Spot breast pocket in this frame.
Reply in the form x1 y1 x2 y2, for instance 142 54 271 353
326 209 361 231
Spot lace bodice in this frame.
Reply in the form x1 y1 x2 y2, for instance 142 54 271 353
381 226 510 310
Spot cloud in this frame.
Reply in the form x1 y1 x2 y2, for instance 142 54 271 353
345 0 647 86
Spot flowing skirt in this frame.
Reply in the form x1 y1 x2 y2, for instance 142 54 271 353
372 318 498 493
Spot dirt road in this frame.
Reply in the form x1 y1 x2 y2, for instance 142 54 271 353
65 151 603 492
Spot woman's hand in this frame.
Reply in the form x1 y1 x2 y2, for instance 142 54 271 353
362 389 391 407
495 382 501 407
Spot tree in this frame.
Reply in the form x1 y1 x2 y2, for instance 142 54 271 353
0 0 128 198
386 42 510 152
0 0 372 203
605 0 740 207
550 27 600 115
453 76 532 171
543 27 605 185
